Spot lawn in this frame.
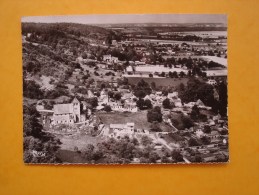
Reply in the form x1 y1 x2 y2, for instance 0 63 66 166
97 111 149 129
169 112 187 130
126 77 189 88
97 111 173 132
56 134 103 151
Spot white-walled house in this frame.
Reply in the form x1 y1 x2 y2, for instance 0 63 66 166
109 123 135 138
103 55 118 63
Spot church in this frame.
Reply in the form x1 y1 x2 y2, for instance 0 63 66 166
53 97 82 125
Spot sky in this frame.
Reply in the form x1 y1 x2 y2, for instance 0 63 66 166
22 14 227 24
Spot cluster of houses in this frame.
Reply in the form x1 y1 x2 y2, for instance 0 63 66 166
178 119 228 163
35 80 228 163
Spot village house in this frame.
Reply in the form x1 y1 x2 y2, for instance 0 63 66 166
171 97 183 107
103 54 119 64
195 129 205 138
108 122 135 138
124 100 138 112
98 89 109 104
107 100 138 113
167 92 178 99
184 99 211 110
207 79 217 85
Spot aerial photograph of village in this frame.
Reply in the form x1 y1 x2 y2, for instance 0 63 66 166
22 14 228 164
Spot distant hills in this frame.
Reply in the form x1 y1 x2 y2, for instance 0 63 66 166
22 22 112 38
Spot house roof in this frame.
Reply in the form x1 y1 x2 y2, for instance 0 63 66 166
144 95 152 100
88 90 95 98
122 93 134 100
210 131 220 136
196 99 205 106
168 92 178 98
96 105 104 110
81 101 92 108
110 124 125 129
72 97 80 104
54 104 73 114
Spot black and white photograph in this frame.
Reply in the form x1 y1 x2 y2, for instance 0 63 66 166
22 14 228 164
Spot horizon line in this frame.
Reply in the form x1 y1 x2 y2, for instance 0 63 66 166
22 14 227 25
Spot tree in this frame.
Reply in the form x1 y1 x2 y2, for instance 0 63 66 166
23 105 61 163
147 106 163 123
160 72 166 77
171 150 184 162
190 105 200 121
114 92 122 101
200 136 211 145
218 81 228 116
179 71 185 78
149 152 159 163
144 99 153 109
88 97 98 108
162 98 172 109
162 89 169 96
108 91 114 98
150 122 161 132
178 83 185 92
172 71 178 78
134 80 152 97
203 125 211 134
23 80 44 99
141 136 152 146
104 105 112 112
150 82 156 90
188 138 200 147
181 115 194 129
136 98 145 110
82 144 95 161
23 106 43 138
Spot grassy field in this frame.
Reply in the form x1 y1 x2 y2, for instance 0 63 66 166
126 77 189 88
56 134 103 151
97 111 149 129
97 111 173 132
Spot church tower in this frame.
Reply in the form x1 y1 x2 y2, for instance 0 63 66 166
72 97 80 123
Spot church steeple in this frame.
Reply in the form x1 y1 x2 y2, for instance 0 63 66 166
72 97 80 123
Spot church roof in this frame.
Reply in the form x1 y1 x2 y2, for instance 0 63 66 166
110 124 125 129
54 104 73 114
72 97 80 103
88 90 95 98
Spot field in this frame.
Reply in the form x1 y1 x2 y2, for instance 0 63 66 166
97 111 173 132
125 76 189 88
97 111 149 129
56 134 103 150
202 56 228 67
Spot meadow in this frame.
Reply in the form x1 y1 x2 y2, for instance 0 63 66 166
126 76 189 88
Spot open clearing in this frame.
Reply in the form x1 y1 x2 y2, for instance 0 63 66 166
97 111 173 132
97 111 149 129
126 76 189 88
56 134 103 151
